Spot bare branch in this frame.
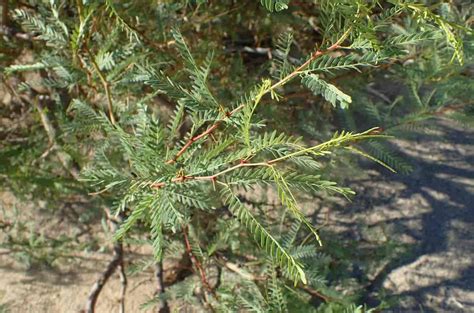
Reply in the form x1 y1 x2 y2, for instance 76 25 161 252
85 210 126 313
118 262 127 313
154 261 170 313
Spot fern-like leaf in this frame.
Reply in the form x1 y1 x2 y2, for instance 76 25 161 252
301 74 352 109
220 185 307 285
260 0 290 12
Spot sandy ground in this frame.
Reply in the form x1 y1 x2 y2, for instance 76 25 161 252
0 118 472 312
0 190 159 313
334 118 474 312
0 256 157 312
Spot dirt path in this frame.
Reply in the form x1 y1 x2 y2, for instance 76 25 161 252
341 118 474 312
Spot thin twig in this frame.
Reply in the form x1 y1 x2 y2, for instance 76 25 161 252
85 46 116 125
183 226 213 293
111 210 127 313
84 244 123 312
300 285 331 303
151 162 269 189
166 123 219 164
221 261 266 281
366 85 391 104
183 227 217 312
118 261 127 313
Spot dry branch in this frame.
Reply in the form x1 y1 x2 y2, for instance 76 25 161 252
85 210 126 313
154 261 170 313
118 261 127 313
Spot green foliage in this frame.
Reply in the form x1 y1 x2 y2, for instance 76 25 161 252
221 185 306 284
260 0 290 12
0 0 472 311
302 74 352 109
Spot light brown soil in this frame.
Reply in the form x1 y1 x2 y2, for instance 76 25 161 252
333 118 474 312
0 256 156 312
0 118 472 312
0 190 159 313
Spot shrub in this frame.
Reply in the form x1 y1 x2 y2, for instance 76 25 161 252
1 1 472 311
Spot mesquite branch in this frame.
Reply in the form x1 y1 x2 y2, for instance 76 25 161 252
84 240 124 313
152 162 269 189
165 29 351 165
152 126 381 190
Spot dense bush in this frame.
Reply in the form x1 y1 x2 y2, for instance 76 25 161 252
0 1 472 312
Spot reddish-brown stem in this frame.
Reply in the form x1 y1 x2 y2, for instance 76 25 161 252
151 162 268 189
166 104 244 164
183 226 213 294
166 123 220 164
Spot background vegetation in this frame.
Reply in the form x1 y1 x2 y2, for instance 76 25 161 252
0 0 472 312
